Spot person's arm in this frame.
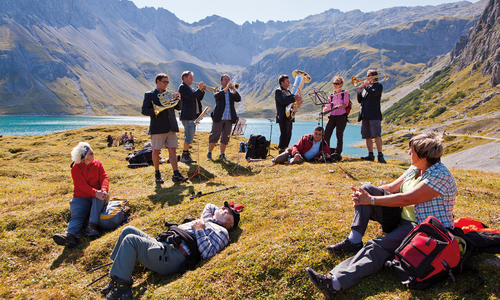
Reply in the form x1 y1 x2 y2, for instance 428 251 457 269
233 91 241 103
275 89 296 106
179 84 204 102
192 220 229 259
71 166 98 197
355 181 440 207
141 92 154 117
364 83 383 98
98 161 109 193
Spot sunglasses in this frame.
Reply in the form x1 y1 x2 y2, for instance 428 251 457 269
161 80 169 84
333 82 342 85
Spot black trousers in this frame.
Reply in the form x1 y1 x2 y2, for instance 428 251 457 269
324 114 347 154
278 119 293 149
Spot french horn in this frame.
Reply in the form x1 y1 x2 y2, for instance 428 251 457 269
153 90 179 116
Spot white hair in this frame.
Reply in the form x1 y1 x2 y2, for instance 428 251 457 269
71 142 92 164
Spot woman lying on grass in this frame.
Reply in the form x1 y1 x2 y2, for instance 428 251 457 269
306 132 457 299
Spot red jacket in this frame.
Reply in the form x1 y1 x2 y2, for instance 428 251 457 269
290 134 331 159
71 159 109 198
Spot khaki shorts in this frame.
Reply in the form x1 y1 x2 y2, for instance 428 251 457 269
151 132 178 150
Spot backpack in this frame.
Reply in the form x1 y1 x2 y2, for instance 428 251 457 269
386 216 462 290
246 134 269 159
99 199 131 230
329 91 352 118
126 146 153 164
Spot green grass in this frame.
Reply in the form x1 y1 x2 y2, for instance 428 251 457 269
0 126 499 299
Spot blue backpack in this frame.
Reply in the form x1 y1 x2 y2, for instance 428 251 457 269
99 199 131 230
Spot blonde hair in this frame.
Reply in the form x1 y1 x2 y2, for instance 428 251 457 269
71 142 92 164
409 132 443 165
332 76 344 85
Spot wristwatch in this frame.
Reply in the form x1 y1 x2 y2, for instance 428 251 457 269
371 196 375 205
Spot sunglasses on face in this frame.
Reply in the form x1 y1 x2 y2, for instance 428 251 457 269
333 82 341 85
161 80 169 84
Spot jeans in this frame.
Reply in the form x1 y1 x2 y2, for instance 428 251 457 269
66 196 106 237
182 120 196 144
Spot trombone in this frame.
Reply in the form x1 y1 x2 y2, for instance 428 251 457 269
351 74 389 87
194 82 219 93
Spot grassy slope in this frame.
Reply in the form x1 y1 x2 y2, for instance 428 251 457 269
0 125 499 300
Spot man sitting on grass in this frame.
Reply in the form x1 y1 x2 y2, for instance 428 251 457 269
272 125 331 165
101 201 243 300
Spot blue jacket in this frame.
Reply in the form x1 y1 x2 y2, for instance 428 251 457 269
179 82 205 121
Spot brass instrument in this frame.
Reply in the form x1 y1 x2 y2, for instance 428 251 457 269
153 90 179 116
285 70 311 120
351 74 389 87
195 82 219 93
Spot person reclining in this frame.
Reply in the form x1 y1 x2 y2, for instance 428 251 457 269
305 132 457 299
272 125 331 165
101 201 243 300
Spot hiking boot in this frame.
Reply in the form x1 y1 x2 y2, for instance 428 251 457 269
331 153 342 162
180 152 196 164
101 276 133 296
206 152 212 161
155 172 164 184
360 154 375 161
378 153 387 164
218 153 229 162
52 233 78 248
278 148 285 154
83 223 99 237
105 277 133 300
166 155 181 164
306 267 337 300
326 239 363 255
172 172 187 182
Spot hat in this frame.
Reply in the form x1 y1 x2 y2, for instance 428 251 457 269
224 201 243 228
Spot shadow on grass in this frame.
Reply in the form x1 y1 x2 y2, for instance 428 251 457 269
50 235 101 270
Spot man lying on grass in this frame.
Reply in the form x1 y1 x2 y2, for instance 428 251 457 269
101 201 242 300
306 132 457 299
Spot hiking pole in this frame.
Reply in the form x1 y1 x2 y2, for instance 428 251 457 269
190 185 239 200
85 272 109 288
87 262 112 273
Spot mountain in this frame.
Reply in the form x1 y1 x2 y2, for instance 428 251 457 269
0 0 488 115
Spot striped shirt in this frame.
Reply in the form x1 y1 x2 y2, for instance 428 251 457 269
221 90 231 121
178 204 229 259
402 162 457 228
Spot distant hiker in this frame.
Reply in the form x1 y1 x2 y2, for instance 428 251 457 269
275 74 303 153
52 142 109 248
178 70 205 164
322 76 350 160
357 69 386 163
107 135 113 147
128 132 134 144
141 73 187 184
120 132 128 145
306 132 457 299
207 74 241 162
272 126 331 165
101 201 243 300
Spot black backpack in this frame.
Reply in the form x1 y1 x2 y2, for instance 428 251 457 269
246 134 269 159
126 146 153 164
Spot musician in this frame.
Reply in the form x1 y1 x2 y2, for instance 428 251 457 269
207 74 241 162
323 76 350 161
141 73 187 184
272 126 331 165
275 74 303 154
357 69 386 163
178 71 205 164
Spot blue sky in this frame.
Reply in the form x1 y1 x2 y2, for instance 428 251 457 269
130 0 481 25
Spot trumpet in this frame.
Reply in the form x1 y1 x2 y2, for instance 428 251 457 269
351 74 389 87
154 90 179 116
195 82 219 93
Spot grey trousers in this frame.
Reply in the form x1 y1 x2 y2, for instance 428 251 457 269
109 226 186 282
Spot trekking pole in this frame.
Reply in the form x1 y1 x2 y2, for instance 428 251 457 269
84 272 109 288
87 262 112 273
190 185 239 200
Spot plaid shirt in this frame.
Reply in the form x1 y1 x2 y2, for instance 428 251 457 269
402 162 456 228
178 204 229 259
221 90 231 121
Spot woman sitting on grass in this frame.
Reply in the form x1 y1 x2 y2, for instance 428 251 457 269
52 142 109 248
306 132 457 299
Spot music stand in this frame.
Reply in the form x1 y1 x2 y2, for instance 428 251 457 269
307 88 328 127
189 107 210 182
267 118 275 158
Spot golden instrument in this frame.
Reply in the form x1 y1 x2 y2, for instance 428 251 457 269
351 74 389 87
285 70 311 120
153 90 179 116
195 82 219 93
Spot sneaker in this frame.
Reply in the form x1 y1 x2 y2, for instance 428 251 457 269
172 172 187 182
180 152 196 164
305 267 337 300
360 154 375 161
326 239 363 255
155 172 164 184
83 223 99 237
218 153 229 162
105 277 133 300
378 154 387 164
52 233 78 248
206 152 212 161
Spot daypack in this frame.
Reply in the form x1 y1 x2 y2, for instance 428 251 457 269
386 216 462 290
126 146 153 164
99 199 131 230
246 134 269 159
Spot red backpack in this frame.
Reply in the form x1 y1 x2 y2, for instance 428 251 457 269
386 216 461 290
